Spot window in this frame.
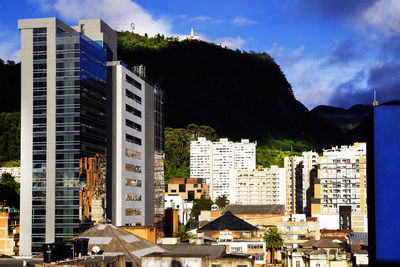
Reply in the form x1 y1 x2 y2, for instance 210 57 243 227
126 134 141 145
231 246 242 252
255 255 264 261
126 194 141 201
179 184 186 192
126 119 141 132
316 264 320 267
126 104 141 118
125 178 141 187
125 89 141 104
296 261 300 267
211 265 221 267
126 148 141 159
248 244 263 250
126 74 142 90
125 164 142 173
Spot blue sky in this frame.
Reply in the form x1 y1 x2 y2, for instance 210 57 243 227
1 0 400 109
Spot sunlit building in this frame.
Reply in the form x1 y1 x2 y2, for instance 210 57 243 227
311 143 367 231
19 17 116 255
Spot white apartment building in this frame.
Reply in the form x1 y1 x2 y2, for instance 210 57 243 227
311 143 367 231
236 166 286 205
211 138 236 201
190 137 212 185
190 138 256 201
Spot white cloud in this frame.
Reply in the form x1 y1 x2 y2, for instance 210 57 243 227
0 33 21 62
267 42 285 58
359 0 400 36
28 0 53 12
31 0 172 36
215 36 246 50
232 16 256 26
190 16 212 22
288 45 304 60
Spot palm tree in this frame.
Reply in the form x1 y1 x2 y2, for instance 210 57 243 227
263 227 284 264
174 224 192 242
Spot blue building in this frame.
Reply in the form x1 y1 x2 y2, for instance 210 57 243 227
367 104 400 265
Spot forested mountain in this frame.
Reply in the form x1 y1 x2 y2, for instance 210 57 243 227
118 32 349 148
311 104 371 132
0 59 20 113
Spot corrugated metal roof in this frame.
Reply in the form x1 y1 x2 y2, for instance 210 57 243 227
73 223 165 266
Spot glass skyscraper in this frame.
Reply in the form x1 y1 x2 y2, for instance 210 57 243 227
19 18 116 255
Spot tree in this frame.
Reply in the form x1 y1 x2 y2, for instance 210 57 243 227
190 196 214 221
263 227 284 264
174 224 192 241
0 172 19 195
215 195 229 210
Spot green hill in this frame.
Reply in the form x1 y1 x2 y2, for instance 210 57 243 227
118 32 349 148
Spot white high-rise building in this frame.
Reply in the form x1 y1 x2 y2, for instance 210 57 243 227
234 139 256 171
190 137 212 184
236 166 286 205
211 138 235 200
190 138 256 201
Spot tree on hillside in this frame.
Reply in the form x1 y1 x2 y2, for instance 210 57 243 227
215 195 229 210
264 227 284 264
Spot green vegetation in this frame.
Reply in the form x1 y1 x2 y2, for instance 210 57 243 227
0 172 20 208
256 139 316 168
174 224 192 241
164 124 218 183
118 31 350 148
264 228 284 264
0 112 20 165
118 31 174 51
215 195 229 210
190 196 214 222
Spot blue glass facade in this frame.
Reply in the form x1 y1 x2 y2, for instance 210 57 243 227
31 30 108 253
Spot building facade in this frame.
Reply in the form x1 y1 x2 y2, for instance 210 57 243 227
236 166 286 205
311 143 367 231
190 138 256 201
106 61 164 227
19 18 116 255
190 137 212 185
284 152 317 215
165 178 209 200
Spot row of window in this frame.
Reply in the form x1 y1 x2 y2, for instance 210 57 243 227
126 104 141 118
126 119 141 132
125 178 142 187
125 194 141 201
126 74 142 90
125 89 141 104
126 134 141 145
125 163 142 173
125 208 141 216
125 148 141 159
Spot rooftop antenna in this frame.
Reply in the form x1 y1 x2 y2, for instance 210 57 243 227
373 90 379 106
130 22 135 33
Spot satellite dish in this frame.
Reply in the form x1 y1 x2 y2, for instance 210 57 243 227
92 245 100 254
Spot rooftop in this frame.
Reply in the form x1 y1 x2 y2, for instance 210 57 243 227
198 211 258 232
224 204 284 215
73 222 165 266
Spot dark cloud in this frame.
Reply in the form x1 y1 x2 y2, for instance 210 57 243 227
329 62 400 108
325 39 365 65
380 36 400 60
297 0 376 18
